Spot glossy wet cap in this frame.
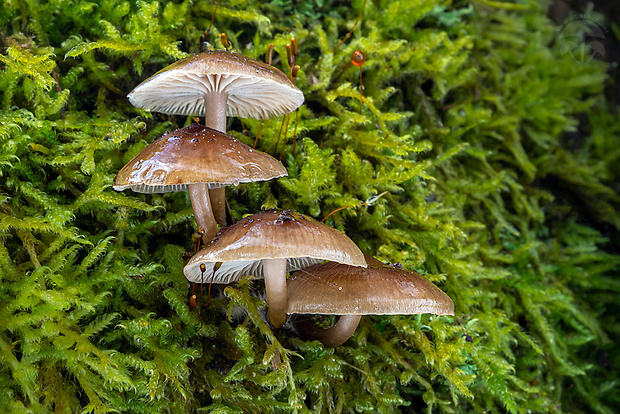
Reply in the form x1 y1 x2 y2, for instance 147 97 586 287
113 123 287 193
183 209 367 284
127 50 304 119
287 254 455 316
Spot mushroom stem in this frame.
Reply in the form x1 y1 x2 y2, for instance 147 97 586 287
291 314 362 348
203 91 229 229
209 187 227 227
263 258 288 328
204 91 228 132
188 182 218 242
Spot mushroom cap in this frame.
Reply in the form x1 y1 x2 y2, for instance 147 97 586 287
287 254 455 316
113 123 287 193
127 50 304 120
183 209 367 284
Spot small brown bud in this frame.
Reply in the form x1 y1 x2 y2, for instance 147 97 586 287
220 33 229 49
291 65 300 79
286 44 294 67
291 37 298 57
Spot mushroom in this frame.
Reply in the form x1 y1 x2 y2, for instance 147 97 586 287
127 50 304 131
183 209 367 328
287 254 455 347
113 123 287 242
127 50 304 226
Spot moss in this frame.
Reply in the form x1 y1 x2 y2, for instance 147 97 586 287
1 0 619 412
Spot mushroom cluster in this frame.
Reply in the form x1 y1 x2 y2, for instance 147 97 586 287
117 48 454 348
121 49 304 241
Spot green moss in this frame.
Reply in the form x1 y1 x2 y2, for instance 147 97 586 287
1 0 619 412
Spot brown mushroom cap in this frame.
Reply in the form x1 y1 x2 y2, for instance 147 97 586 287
183 209 367 284
287 254 455 316
113 123 287 193
127 50 304 120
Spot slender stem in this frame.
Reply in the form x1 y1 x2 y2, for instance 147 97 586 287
292 108 299 154
209 187 227 227
332 0 368 54
197 90 228 233
188 182 218 243
292 314 362 348
253 119 263 148
263 258 288 328
274 116 286 155
321 191 388 222
204 91 228 132
279 112 291 161
206 0 222 36
359 67 364 114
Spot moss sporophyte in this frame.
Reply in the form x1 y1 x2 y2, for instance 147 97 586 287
1 1 618 413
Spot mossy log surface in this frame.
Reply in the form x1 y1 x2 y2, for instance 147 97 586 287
0 0 619 413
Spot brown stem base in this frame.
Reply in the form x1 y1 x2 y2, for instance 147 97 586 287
188 182 218 243
291 314 362 348
209 187 227 227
